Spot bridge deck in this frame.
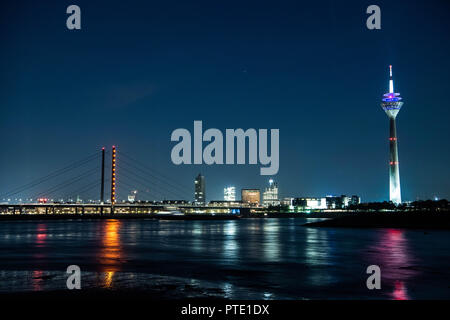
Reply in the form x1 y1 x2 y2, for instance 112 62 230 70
0 204 252 216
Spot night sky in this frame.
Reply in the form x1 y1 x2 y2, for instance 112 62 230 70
1 0 449 202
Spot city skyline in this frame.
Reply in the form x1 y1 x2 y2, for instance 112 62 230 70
1 1 450 202
1 1 450 305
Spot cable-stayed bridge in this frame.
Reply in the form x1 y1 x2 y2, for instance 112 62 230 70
0 147 246 217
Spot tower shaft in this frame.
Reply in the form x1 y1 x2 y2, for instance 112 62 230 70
389 118 401 204
111 146 116 205
100 147 105 204
381 65 403 204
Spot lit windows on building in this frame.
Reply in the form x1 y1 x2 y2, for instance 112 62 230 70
241 189 260 206
293 198 327 210
194 173 205 205
224 186 236 201
262 179 279 207
326 195 361 209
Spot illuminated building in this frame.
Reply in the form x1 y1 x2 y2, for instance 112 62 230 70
326 195 361 209
325 195 346 209
241 189 260 206
262 179 279 207
224 186 236 201
128 190 137 203
294 198 327 210
350 195 361 206
281 197 294 206
381 65 404 204
194 173 205 205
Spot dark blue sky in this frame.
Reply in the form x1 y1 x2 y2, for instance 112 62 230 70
1 0 449 202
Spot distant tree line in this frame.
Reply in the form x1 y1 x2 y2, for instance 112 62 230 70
348 199 449 212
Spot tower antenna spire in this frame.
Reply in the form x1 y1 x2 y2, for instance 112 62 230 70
389 65 394 93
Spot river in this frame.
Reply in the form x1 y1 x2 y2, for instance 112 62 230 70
0 218 449 299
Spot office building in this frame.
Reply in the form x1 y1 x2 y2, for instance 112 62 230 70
241 189 260 206
262 179 279 207
194 173 205 205
224 186 236 201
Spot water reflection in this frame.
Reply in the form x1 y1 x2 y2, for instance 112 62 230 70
222 282 233 299
392 280 408 300
191 221 204 252
223 221 238 260
32 270 44 291
366 229 420 300
263 221 280 261
99 220 123 288
0 219 446 298
34 223 47 260
305 227 333 285
35 224 47 246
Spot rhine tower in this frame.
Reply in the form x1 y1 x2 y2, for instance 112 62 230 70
381 65 404 204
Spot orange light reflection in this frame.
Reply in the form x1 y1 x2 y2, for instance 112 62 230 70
99 220 122 288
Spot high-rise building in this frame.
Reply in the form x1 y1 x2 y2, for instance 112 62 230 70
262 179 279 207
241 189 260 206
381 65 404 204
194 173 205 205
224 186 236 201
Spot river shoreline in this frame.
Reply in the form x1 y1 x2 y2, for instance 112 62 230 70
0 213 241 221
0 212 449 228
303 213 450 230
1 211 450 231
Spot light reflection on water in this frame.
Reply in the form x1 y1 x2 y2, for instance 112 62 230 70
263 221 280 262
305 227 334 286
223 221 238 260
0 218 449 299
32 270 44 291
34 223 47 261
99 219 123 287
365 229 420 300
